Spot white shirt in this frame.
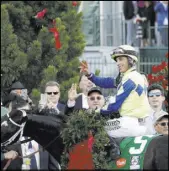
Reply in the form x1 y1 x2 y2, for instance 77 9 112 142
21 137 40 170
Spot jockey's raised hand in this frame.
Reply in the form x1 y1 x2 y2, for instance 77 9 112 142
68 83 78 101
79 61 90 76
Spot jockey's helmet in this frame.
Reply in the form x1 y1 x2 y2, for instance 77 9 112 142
111 45 138 62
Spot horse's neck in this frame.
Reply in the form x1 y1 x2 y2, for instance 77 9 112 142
23 114 64 162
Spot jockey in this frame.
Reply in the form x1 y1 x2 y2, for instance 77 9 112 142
83 45 151 159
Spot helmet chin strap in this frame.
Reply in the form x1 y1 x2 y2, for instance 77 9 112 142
1 109 27 147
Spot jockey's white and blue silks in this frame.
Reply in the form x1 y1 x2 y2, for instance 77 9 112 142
89 67 151 118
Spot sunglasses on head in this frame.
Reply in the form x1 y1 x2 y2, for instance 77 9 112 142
89 96 102 101
158 122 168 127
46 92 59 95
148 92 162 97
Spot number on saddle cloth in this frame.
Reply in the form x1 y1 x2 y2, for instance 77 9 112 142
109 135 158 170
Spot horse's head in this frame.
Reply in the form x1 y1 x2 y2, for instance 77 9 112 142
1 94 30 148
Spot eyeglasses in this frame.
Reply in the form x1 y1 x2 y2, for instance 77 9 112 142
111 47 137 57
158 122 168 127
89 96 102 101
46 92 59 95
148 92 162 97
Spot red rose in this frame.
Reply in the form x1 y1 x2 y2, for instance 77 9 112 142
152 66 157 73
158 75 164 81
165 52 168 58
147 74 153 80
157 65 163 72
161 61 168 69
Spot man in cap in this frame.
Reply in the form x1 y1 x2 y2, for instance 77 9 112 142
87 87 105 110
80 45 151 159
66 84 105 114
154 112 168 135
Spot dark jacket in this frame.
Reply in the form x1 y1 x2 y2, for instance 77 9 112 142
57 102 66 113
65 94 85 115
123 1 135 20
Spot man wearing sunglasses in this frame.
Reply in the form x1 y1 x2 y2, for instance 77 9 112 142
154 113 168 135
148 84 166 115
39 81 65 113
81 45 151 159
145 84 168 134
87 87 105 110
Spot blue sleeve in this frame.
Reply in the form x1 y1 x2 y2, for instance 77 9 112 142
100 79 136 115
154 3 160 12
89 73 116 88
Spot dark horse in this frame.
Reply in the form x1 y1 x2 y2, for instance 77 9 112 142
1 107 65 166
1 101 168 170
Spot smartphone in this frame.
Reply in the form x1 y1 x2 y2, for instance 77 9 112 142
40 94 47 105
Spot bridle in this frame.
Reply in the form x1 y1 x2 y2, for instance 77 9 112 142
2 109 62 170
1 109 27 147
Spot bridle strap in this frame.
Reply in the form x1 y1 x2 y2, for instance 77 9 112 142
1 110 27 147
7 116 22 127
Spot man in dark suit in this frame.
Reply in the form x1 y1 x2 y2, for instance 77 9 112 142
65 74 95 114
38 81 65 113
5 140 60 170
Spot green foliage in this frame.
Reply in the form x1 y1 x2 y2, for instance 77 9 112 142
31 88 41 105
61 109 111 169
1 1 85 103
1 4 27 87
95 69 100 76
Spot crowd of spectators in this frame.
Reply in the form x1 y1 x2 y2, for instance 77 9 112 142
123 1 168 47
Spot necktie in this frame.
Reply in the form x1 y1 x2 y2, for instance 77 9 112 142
28 142 38 169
